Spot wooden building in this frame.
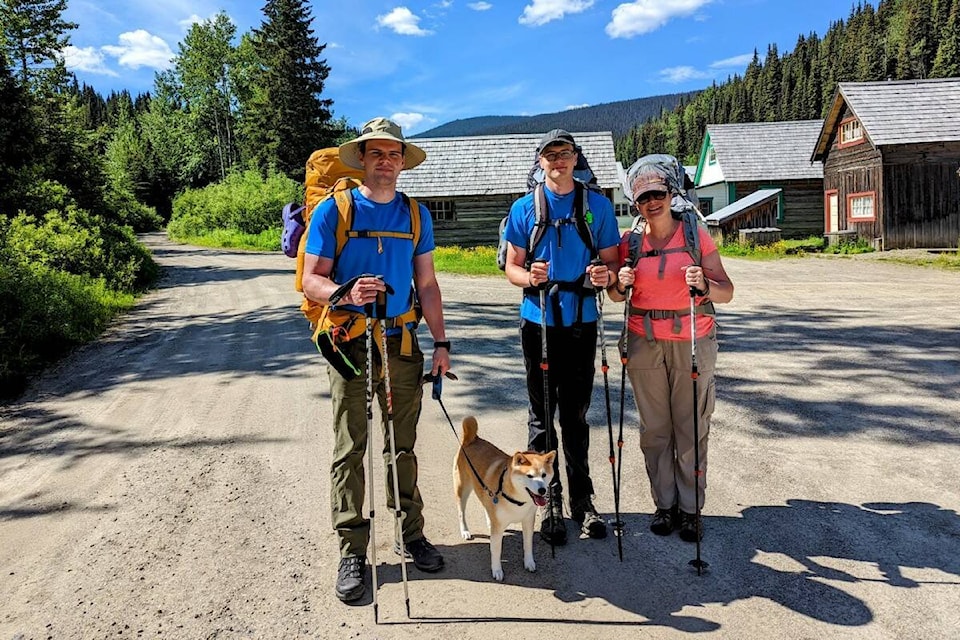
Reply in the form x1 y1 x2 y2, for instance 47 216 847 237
704 188 782 245
811 78 960 250
694 120 824 239
396 132 621 247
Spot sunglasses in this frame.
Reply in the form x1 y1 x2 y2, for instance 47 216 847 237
635 190 668 205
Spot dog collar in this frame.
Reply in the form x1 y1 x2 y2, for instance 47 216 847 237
493 469 526 506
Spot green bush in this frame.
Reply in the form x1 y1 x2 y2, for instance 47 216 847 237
168 169 302 239
0 209 159 398
6 208 158 292
823 237 874 254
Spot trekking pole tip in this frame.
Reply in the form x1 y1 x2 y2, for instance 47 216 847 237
688 558 709 575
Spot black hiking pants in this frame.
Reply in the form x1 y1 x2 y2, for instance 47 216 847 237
520 319 597 509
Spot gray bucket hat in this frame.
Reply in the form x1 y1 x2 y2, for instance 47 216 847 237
339 117 426 170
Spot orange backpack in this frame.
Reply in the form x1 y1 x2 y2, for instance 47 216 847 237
294 148 423 355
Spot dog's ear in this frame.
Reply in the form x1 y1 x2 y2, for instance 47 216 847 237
513 452 529 467
544 451 557 466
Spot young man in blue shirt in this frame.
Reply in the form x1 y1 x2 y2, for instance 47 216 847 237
301 117 450 602
502 129 621 545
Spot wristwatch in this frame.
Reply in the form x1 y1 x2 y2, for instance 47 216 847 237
434 340 451 352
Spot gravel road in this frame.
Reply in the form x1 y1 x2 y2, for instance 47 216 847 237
2 234 959 639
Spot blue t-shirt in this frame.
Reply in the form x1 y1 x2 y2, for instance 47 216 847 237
305 188 434 318
505 185 619 326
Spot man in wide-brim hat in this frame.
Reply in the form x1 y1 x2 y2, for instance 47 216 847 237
301 116 450 604
338 116 426 171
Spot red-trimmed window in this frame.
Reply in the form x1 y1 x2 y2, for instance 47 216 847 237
847 191 876 222
839 117 864 148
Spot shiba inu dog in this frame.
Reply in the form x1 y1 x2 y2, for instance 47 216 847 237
453 416 556 581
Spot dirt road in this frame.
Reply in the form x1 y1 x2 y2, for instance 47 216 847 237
2 234 959 639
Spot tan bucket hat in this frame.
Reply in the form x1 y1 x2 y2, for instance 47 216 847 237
338 117 426 170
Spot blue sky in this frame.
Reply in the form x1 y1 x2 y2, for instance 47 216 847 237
63 0 865 134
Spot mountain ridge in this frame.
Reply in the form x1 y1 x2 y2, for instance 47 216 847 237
412 91 699 139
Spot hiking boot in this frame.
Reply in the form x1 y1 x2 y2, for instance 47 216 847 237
571 498 607 539
678 511 703 543
539 490 567 545
650 506 677 536
335 555 366 602
395 537 445 572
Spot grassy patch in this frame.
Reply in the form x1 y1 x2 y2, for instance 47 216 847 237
171 227 281 252
718 236 826 260
432 245 501 275
880 250 960 271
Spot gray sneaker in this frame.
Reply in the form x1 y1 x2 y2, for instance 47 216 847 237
572 498 607 539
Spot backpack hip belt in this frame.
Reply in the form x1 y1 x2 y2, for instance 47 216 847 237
312 305 421 357
628 302 716 342
524 275 597 331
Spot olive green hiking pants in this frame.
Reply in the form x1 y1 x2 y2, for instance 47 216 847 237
327 333 425 558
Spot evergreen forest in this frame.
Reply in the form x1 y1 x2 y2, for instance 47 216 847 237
618 0 960 166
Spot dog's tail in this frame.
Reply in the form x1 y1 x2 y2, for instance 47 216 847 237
461 416 478 446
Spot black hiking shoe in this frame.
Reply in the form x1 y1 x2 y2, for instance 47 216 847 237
571 498 607 539
678 511 703 543
395 537 445 572
335 555 366 602
539 490 567 545
650 506 677 536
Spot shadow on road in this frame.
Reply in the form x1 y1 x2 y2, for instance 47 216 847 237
370 499 960 632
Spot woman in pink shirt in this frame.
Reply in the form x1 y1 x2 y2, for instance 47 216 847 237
607 157 734 543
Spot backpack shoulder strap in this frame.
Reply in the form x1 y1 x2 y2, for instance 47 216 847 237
524 184 549 268
572 181 597 259
681 210 702 265
627 216 646 266
402 193 422 248
333 188 354 260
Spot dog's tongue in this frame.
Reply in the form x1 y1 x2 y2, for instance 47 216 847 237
532 494 548 507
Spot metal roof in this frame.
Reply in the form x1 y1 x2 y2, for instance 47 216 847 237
706 120 824 182
396 132 620 198
812 78 960 159
705 188 782 225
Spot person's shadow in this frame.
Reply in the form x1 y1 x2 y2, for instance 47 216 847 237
547 499 960 631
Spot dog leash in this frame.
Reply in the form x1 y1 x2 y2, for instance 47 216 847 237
423 373 525 506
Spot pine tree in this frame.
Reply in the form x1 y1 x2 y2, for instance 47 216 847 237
242 0 335 181
0 48 36 215
932 0 960 76
0 0 75 89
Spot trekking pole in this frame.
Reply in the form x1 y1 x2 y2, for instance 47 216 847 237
591 259 622 561
688 284 708 576
535 259 558 558
614 258 635 548
375 287 411 616
363 299 380 623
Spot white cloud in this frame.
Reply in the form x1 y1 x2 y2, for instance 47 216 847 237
519 0 594 27
101 30 175 70
179 14 207 30
658 65 712 83
469 2 493 10
565 103 590 110
62 45 119 77
710 53 753 68
606 0 711 39
377 7 434 36
391 112 429 131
